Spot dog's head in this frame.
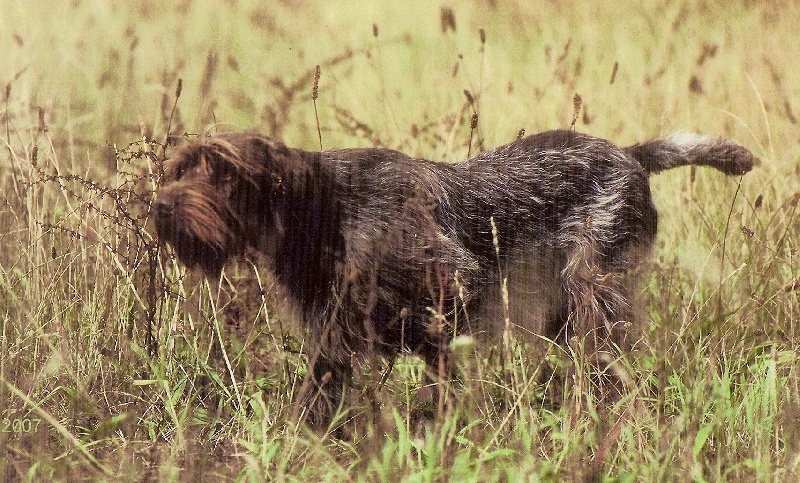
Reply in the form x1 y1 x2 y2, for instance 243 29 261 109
154 133 303 276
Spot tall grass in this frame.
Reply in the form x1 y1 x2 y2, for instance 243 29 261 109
1 0 799 481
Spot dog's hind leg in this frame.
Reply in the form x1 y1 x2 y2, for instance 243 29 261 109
296 352 352 433
559 235 635 403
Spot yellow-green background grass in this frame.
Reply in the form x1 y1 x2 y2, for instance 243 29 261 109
1 0 798 481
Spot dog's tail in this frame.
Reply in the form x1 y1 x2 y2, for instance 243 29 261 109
624 133 755 175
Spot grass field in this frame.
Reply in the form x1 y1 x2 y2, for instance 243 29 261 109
1 0 799 481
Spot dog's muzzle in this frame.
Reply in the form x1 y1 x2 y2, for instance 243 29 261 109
153 195 178 240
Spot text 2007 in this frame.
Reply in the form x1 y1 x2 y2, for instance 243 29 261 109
2 418 42 434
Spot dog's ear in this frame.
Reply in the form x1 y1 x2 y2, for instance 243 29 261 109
259 137 312 179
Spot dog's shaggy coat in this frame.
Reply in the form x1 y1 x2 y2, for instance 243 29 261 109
154 129 754 428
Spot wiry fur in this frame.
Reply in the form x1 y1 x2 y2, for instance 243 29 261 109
154 129 754 429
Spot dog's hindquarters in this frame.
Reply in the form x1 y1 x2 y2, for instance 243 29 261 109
454 132 660 360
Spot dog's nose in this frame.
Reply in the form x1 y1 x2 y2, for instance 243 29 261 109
153 195 174 216
153 195 177 239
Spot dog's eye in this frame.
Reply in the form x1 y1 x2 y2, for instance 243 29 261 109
206 158 232 180
267 176 284 199
212 168 233 184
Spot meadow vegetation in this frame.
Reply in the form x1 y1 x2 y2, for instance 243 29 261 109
1 0 799 481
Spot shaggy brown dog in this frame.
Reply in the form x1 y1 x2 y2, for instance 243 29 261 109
153 130 754 429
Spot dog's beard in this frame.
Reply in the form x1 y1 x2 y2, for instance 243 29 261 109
161 224 229 276
154 195 236 277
